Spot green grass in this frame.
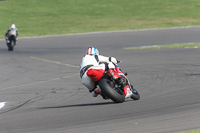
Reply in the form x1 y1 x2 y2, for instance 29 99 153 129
0 0 200 38
124 43 200 50
180 129 200 133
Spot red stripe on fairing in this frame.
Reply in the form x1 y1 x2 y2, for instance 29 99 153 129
123 85 129 96
124 89 127 96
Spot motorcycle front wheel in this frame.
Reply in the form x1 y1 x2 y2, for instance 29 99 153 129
99 79 125 103
130 85 140 100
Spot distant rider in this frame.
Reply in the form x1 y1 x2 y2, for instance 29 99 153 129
80 47 123 97
5 24 18 45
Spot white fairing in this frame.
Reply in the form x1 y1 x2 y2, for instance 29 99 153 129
125 87 133 99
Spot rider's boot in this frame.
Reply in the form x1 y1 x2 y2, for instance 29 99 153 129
91 87 101 97
91 88 109 99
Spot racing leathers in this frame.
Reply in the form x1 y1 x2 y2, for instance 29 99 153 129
5 27 18 44
80 54 119 93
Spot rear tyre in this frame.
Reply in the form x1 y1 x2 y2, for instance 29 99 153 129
7 44 12 51
99 79 125 103
7 41 14 51
10 40 14 51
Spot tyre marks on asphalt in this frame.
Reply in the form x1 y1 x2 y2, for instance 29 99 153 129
0 57 79 91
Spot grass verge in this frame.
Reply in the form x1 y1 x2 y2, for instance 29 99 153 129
180 129 200 133
124 43 200 50
0 0 200 38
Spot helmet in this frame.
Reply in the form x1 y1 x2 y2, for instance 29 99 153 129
10 24 16 29
86 47 99 55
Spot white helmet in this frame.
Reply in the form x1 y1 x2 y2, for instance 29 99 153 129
86 47 99 55
10 24 16 29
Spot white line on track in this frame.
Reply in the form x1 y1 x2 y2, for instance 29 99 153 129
0 102 6 110
0 56 79 91
30 56 79 68
0 73 79 91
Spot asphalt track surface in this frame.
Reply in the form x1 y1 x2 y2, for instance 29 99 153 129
0 27 200 133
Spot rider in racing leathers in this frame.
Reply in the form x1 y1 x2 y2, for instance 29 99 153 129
80 47 122 97
5 24 18 45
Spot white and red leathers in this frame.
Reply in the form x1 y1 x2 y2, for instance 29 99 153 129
80 54 119 92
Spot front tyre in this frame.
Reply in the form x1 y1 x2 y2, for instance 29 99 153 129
130 85 140 100
99 79 125 103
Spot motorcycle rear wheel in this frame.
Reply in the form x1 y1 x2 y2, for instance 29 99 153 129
8 40 14 51
99 79 125 103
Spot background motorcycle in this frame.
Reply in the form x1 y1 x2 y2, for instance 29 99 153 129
98 64 140 103
6 35 16 51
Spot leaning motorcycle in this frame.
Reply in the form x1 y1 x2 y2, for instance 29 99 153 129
98 64 140 103
6 35 16 51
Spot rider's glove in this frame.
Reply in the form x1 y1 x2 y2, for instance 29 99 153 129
109 57 121 64
117 60 122 63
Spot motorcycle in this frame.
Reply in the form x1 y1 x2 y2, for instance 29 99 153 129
98 64 140 103
6 35 16 51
